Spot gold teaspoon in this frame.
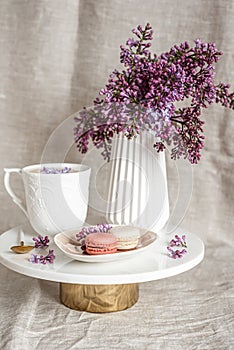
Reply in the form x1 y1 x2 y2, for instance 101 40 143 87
10 229 34 254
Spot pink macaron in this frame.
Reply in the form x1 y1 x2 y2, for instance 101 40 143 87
85 233 117 255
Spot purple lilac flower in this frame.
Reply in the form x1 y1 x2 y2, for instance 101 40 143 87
167 246 187 259
29 250 55 264
32 235 50 249
74 23 233 164
41 250 56 264
40 167 71 174
76 223 112 240
167 234 188 259
76 224 112 250
29 254 40 264
169 234 187 248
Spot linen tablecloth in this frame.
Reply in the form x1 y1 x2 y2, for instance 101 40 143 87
0 242 233 350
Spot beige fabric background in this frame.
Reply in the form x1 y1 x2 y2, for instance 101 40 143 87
0 1 233 349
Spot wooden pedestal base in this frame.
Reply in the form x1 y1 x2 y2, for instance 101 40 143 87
60 283 139 313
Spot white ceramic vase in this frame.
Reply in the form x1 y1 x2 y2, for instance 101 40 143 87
106 133 169 232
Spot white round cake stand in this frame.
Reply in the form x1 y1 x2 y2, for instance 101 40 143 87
0 223 204 313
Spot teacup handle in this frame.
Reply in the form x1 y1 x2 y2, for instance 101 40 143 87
4 168 28 217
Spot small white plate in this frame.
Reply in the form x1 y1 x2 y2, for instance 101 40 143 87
54 226 157 263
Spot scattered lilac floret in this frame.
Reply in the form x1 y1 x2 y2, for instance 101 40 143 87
29 254 40 264
167 246 187 259
40 167 71 174
32 235 50 249
76 224 112 250
41 250 56 264
29 250 55 265
76 223 112 241
167 234 188 259
169 234 187 248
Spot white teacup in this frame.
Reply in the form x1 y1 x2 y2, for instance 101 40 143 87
4 163 91 235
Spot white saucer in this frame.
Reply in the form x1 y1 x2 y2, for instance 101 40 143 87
54 226 157 263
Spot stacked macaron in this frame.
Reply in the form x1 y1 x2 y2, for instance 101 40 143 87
85 233 117 255
84 226 141 255
110 226 141 250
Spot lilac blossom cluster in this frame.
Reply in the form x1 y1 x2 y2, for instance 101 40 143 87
29 250 55 264
167 234 187 259
30 234 55 265
169 234 187 248
74 23 233 164
167 247 187 259
32 234 50 249
76 224 112 250
40 167 71 174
